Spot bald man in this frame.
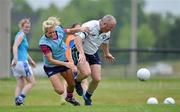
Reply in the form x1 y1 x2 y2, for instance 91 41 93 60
71 15 116 105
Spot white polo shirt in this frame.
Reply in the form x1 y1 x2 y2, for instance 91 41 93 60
76 20 111 55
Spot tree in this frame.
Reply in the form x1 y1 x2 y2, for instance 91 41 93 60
11 0 35 42
112 0 145 48
11 0 33 13
168 17 180 48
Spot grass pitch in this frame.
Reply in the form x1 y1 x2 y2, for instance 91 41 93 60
0 76 180 112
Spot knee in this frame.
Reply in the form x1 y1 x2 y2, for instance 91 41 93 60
17 83 25 88
31 80 36 87
54 88 64 95
82 70 91 78
92 77 101 84
28 79 36 87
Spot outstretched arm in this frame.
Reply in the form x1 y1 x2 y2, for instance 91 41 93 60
101 43 115 63
65 27 89 34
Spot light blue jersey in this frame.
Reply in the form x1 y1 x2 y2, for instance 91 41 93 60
15 31 29 61
12 31 33 78
39 26 67 67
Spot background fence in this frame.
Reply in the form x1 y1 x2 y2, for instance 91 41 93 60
27 48 180 78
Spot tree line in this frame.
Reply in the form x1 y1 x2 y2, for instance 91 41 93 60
11 0 180 62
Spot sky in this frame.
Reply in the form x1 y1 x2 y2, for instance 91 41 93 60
144 0 180 15
27 0 180 15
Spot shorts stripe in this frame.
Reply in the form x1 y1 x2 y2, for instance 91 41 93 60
23 61 31 76
71 46 79 65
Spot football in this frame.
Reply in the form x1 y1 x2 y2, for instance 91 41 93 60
137 68 150 81
163 97 175 104
147 97 158 104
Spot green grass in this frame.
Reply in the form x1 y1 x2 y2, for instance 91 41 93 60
0 76 180 112
1 105 179 112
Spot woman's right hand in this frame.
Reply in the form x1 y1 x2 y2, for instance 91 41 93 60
65 62 75 70
11 58 17 67
72 65 77 73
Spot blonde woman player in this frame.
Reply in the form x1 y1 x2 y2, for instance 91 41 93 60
11 18 36 106
39 17 89 106
47 17 88 104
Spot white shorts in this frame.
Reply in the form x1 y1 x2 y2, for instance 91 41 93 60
12 61 33 78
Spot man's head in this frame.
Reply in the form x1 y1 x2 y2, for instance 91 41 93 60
100 15 116 33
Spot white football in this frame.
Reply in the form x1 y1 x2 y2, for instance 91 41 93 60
137 68 150 81
163 97 175 104
147 97 158 104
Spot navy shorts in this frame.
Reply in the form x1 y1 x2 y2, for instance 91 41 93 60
85 52 101 65
44 65 69 78
71 46 101 65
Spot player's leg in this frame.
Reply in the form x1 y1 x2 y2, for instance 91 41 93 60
83 64 101 105
61 69 80 106
44 66 75 105
81 78 88 92
71 46 91 96
76 61 91 81
16 61 36 105
61 69 75 93
62 80 67 98
15 77 24 98
20 75 36 101
15 77 25 105
13 61 30 105
49 73 65 95
23 75 36 94
75 61 91 96
87 64 101 93
60 79 67 105
13 61 25 98
16 75 36 105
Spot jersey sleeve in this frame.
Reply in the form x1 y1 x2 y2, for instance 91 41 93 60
15 32 25 40
103 39 109 44
75 32 88 40
103 32 111 44
40 45 52 56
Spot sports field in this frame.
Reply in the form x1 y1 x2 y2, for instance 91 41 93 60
0 76 180 112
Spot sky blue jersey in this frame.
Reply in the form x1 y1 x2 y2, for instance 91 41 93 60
39 26 67 67
15 31 29 61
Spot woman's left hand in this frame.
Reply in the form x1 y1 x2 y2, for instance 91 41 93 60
29 60 36 68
